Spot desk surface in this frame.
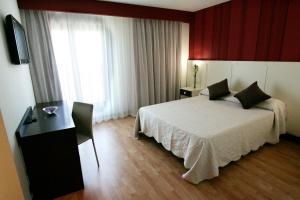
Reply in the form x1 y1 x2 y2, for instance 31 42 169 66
20 101 75 138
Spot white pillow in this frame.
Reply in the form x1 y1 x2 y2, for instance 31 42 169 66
200 88 209 96
200 88 237 101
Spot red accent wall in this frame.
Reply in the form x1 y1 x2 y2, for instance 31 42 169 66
189 0 300 61
17 0 193 23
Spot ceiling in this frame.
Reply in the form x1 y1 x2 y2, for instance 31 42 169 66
99 0 231 12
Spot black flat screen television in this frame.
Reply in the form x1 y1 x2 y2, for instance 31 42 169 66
5 14 30 65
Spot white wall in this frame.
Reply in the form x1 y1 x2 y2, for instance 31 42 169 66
0 0 36 199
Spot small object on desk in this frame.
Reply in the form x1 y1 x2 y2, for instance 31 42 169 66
180 87 201 98
42 106 58 115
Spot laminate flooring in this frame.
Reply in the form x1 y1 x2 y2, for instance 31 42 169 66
56 117 300 200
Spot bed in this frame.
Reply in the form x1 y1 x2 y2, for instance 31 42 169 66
134 93 286 184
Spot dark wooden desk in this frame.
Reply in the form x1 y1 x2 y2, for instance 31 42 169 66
16 101 84 200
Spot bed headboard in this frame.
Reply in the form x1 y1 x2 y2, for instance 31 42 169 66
187 61 300 137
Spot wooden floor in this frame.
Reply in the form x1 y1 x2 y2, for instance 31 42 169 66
56 117 300 200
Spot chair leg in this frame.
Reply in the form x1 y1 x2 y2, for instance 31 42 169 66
91 138 100 167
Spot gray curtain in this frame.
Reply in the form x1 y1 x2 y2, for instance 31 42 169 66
133 19 182 107
20 10 62 103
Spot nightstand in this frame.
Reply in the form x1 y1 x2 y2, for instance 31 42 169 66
180 87 201 98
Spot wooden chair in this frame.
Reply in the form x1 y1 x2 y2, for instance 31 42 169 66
72 102 99 167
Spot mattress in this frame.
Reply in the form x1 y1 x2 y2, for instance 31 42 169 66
134 95 286 184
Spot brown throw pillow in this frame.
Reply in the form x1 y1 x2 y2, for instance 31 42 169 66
234 82 271 109
207 79 230 100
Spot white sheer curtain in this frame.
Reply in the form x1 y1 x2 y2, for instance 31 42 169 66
22 10 185 123
48 13 137 122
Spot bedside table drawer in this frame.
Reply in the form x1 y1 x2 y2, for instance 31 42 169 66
180 89 192 97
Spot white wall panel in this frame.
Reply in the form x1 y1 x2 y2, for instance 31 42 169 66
265 62 300 136
205 61 232 87
231 62 267 91
186 60 206 89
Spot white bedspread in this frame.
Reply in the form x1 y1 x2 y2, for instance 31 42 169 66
134 95 286 184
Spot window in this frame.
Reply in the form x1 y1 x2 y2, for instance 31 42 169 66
51 28 106 105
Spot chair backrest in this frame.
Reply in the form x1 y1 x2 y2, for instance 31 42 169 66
72 102 94 138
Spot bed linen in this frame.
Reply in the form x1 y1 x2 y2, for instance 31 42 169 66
134 95 286 184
